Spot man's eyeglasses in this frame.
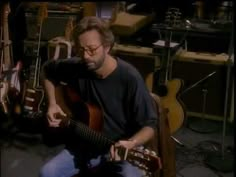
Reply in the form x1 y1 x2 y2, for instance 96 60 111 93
77 44 103 56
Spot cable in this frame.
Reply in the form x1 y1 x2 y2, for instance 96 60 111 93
176 139 232 177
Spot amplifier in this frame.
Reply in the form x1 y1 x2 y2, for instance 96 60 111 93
25 10 82 41
172 50 233 121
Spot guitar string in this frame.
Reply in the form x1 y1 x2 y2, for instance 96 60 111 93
66 117 159 158
67 118 155 151
67 118 160 172
68 117 114 146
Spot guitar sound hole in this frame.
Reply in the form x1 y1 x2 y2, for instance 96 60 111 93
157 85 168 97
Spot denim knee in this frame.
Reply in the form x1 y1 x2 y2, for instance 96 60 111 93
39 162 59 177
119 161 143 177
39 149 79 177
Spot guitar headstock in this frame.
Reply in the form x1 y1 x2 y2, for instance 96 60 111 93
37 3 48 26
64 17 75 41
165 8 182 28
118 147 162 174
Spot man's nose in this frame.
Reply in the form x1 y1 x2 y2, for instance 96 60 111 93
82 50 90 59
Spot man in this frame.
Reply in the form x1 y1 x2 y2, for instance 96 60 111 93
40 16 158 177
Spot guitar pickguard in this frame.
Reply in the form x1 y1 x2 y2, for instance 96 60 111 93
22 86 45 114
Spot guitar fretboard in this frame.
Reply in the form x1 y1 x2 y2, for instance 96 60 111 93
69 118 113 148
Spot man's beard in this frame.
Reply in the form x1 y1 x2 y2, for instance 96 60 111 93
86 54 105 71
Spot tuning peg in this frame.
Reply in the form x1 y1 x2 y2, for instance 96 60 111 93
144 149 150 154
136 146 144 151
150 151 157 156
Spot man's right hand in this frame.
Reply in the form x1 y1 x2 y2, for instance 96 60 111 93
46 104 66 127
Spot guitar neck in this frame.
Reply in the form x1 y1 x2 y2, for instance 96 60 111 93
69 118 113 148
28 56 41 88
29 4 47 88
159 47 171 85
2 3 13 70
68 118 159 172
158 8 182 85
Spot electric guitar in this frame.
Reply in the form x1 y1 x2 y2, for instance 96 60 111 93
22 3 48 116
54 84 161 175
155 8 186 134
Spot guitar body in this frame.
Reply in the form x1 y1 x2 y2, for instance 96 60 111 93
7 69 24 115
22 85 45 113
158 79 186 134
55 85 103 132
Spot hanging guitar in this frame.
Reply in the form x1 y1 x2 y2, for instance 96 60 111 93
21 3 48 118
155 8 186 134
0 2 14 115
52 84 161 176
5 2 24 116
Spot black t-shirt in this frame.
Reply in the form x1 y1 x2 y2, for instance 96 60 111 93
43 57 158 146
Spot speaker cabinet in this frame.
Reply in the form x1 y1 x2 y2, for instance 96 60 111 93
171 59 232 121
117 53 156 79
25 10 82 41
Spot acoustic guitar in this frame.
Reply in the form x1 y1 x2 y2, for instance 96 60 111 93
155 8 186 134
54 84 161 175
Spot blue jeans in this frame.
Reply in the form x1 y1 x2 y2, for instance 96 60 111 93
39 149 143 177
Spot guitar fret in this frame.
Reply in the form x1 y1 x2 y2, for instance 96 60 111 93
73 120 112 148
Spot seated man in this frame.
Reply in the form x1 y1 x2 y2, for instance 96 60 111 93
40 16 158 177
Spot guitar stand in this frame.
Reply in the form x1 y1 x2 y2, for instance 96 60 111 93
181 71 219 133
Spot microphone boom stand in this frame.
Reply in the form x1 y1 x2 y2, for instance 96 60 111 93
181 71 219 133
204 51 234 172
204 26 234 172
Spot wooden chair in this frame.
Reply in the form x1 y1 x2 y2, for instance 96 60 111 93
73 93 176 177
150 93 176 177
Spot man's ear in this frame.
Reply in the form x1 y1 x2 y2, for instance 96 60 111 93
104 45 111 54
